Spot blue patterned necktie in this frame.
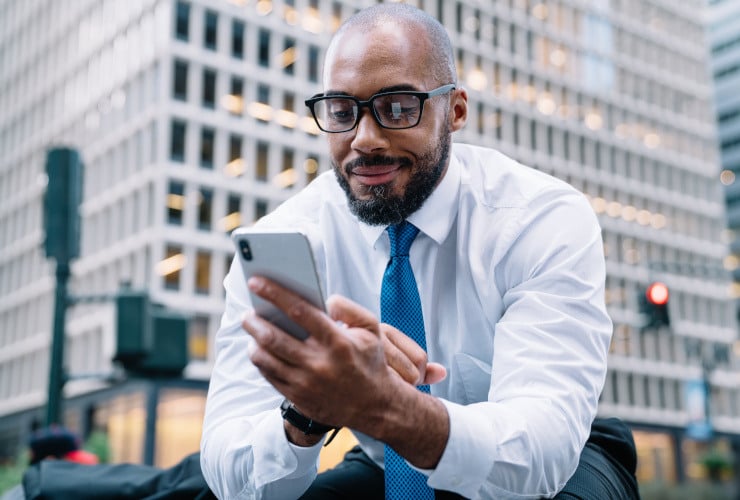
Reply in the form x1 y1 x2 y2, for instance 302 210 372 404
381 221 435 500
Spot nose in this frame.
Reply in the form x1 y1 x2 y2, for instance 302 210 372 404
350 109 390 154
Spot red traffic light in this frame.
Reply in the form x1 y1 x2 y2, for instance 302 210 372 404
646 282 669 306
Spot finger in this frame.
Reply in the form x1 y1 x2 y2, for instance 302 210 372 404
248 276 337 343
242 311 306 368
382 323 428 380
382 334 422 385
423 363 447 385
326 295 380 334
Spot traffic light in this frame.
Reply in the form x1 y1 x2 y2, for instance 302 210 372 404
114 289 189 377
44 148 83 262
639 281 670 330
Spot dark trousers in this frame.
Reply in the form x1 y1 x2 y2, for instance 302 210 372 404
300 418 640 500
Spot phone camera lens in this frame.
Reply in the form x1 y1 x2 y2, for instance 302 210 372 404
239 240 252 261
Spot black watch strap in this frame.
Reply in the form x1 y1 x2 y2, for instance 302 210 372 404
280 399 336 436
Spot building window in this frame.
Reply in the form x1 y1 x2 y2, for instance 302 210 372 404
229 77 243 116
224 194 241 233
173 60 188 101
163 244 183 290
283 37 296 75
189 315 209 361
200 127 215 168
202 69 216 108
308 45 320 82
170 120 186 162
175 1 190 41
279 92 295 130
198 188 213 230
167 181 185 225
204 10 218 50
231 20 244 59
256 142 268 181
255 199 268 221
280 148 296 189
305 155 319 184
258 29 270 67
195 250 211 295
225 134 243 177
256 84 270 124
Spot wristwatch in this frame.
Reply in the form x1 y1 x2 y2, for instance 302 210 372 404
280 399 340 445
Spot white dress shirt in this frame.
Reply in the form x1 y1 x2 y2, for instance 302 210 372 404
200 143 612 499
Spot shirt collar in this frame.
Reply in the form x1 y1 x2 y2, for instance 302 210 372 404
357 153 461 249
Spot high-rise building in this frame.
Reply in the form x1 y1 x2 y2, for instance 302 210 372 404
710 0 740 319
0 0 736 483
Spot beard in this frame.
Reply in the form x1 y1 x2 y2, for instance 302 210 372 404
333 128 451 226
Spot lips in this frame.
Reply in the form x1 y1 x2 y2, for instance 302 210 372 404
351 164 402 186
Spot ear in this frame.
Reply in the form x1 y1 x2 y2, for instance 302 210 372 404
449 87 468 132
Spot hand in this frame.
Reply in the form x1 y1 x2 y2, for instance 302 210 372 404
376 319 447 386
243 276 449 467
243 276 395 429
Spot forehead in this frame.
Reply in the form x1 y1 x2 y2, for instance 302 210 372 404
324 22 433 97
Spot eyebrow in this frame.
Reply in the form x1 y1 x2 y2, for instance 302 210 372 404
322 84 420 98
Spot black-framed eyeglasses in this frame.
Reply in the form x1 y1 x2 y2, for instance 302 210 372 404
305 84 456 133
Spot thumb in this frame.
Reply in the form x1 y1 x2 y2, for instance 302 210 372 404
423 362 447 385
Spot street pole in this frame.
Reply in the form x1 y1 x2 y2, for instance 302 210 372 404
46 261 70 425
42 147 83 426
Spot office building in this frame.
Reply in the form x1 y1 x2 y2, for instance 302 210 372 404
0 0 736 482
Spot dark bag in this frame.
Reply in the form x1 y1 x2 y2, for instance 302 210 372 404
22 452 215 500
554 418 640 499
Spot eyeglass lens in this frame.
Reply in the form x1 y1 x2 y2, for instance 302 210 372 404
313 94 423 132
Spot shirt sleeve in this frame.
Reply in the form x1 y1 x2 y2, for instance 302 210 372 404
199 256 324 500
427 189 612 499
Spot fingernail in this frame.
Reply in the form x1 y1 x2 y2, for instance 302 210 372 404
247 276 264 292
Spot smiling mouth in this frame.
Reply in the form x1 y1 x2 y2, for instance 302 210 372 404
351 165 403 186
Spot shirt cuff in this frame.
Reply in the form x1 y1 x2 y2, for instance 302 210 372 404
426 399 490 498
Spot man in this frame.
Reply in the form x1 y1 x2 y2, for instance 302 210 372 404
201 4 634 499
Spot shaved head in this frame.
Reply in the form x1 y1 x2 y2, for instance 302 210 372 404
325 3 457 87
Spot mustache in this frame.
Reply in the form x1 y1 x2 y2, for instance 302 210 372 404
344 156 412 175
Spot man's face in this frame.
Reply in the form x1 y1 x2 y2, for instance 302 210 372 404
322 23 458 226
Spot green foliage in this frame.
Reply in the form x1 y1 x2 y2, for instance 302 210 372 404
84 430 110 464
699 447 734 475
0 450 28 495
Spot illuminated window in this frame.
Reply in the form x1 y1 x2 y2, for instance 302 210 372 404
164 244 183 290
224 194 241 232
283 37 296 75
195 251 211 295
229 77 243 116
189 316 209 362
228 134 243 176
167 181 185 225
256 142 268 181
256 84 270 124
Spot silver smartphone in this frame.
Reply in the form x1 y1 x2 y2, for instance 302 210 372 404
231 228 326 340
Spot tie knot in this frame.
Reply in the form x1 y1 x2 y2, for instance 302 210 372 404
387 221 419 257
